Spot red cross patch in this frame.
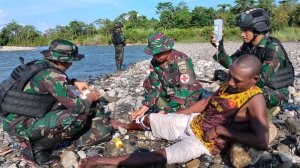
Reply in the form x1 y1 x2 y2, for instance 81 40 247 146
180 74 190 83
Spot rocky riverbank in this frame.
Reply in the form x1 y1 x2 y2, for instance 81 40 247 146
0 42 300 168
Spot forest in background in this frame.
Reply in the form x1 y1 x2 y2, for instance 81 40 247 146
0 0 299 46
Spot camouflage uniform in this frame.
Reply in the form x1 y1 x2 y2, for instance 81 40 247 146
2 39 111 164
143 32 203 113
112 24 126 72
2 59 111 144
214 36 289 108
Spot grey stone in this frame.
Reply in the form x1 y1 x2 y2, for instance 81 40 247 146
77 151 86 159
60 151 79 168
294 96 300 105
286 118 300 134
86 149 100 157
277 144 291 153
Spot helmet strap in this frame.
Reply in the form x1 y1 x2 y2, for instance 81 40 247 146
250 30 260 46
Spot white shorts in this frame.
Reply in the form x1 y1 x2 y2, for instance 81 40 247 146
149 113 211 164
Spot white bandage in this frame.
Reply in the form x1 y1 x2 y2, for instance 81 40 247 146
137 115 150 130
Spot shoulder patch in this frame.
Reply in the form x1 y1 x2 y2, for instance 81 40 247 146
176 58 196 85
177 59 188 73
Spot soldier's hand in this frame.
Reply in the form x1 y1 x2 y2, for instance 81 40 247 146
210 31 224 50
213 69 229 82
131 106 149 121
87 90 101 103
74 81 90 93
210 31 217 48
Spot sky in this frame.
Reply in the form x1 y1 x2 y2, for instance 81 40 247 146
0 0 282 32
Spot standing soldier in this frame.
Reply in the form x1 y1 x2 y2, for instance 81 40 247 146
131 32 203 121
112 22 126 74
0 39 112 166
211 8 294 118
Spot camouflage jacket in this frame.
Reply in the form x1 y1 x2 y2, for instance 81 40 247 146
5 59 90 119
142 49 202 108
112 29 126 46
214 36 287 88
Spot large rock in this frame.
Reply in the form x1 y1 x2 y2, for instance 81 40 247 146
269 123 278 144
230 123 277 168
60 151 79 168
230 143 264 168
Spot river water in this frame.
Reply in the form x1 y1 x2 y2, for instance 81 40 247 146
0 45 149 82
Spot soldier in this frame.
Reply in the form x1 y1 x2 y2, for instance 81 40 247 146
0 39 112 166
211 8 294 118
131 32 203 121
112 22 126 74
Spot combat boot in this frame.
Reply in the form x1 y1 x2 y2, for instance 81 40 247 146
31 137 61 166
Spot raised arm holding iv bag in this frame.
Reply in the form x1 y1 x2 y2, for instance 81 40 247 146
214 19 223 59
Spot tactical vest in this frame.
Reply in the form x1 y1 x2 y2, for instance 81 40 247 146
112 30 125 46
0 60 63 118
267 37 294 89
257 37 295 89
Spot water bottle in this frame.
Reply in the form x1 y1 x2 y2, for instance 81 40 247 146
213 19 223 47
113 137 123 149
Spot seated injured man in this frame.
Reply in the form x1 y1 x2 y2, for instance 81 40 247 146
79 54 269 168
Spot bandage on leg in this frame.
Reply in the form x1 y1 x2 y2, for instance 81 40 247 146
137 115 150 130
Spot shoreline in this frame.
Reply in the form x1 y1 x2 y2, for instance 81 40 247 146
0 46 37 51
1 41 299 51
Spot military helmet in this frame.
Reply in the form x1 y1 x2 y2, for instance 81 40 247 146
41 39 84 62
144 32 174 56
114 22 123 29
236 8 270 33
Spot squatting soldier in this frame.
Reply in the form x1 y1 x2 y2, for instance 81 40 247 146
0 39 112 166
211 8 294 118
131 32 203 121
112 22 126 73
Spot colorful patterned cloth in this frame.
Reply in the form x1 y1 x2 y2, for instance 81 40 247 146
190 83 262 154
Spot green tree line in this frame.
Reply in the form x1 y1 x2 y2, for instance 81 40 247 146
0 0 299 46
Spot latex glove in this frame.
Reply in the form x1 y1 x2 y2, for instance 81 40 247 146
74 81 90 93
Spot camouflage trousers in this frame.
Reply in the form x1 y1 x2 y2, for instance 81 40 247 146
262 86 289 117
2 102 112 147
114 44 124 71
